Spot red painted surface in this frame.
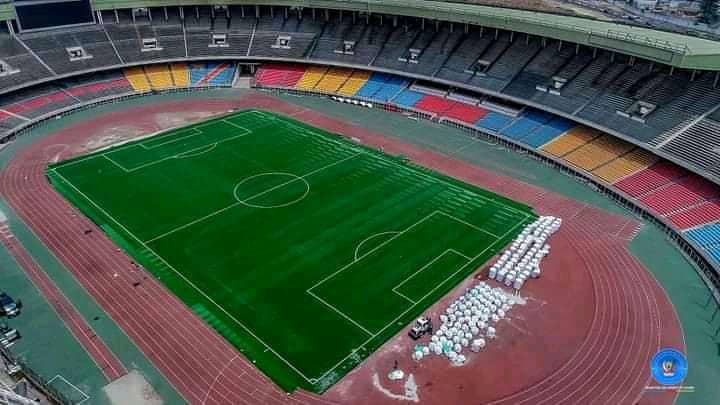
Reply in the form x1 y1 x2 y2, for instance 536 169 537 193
0 224 127 381
0 92 684 404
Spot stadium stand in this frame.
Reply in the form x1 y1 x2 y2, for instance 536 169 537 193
144 64 174 89
592 148 657 184
4 2 720 274
686 224 720 262
314 67 352 93
443 103 488 124
392 89 425 108
563 135 635 171
296 65 328 91
639 177 719 215
476 111 515 133
124 66 151 92
255 64 307 88
336 70 370 96
519 117 576 148
541 127 600 157
355 73 408 102
189 63 235 86
615 161 688 198
170 64 190 87
670 202 720 230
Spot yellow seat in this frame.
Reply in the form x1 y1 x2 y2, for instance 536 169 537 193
337 71 370 96
296 66 328 90
563 134 635 171
124 67 151 92
170 63 190 87
541 127 599 157
315 68 352 93
592 148 656 183
144 64 174 90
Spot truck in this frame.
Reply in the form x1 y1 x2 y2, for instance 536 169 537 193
0 293 21 318
408 316 433 340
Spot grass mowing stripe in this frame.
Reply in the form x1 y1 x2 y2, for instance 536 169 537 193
48 109 536 393
49 168 319 384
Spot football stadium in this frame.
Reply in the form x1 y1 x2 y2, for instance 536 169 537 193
0 0 718 404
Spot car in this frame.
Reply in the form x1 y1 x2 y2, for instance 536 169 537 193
0 293 21 318
0 323 19 347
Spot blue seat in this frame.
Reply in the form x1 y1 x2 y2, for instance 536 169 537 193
392 89 424 107
521 118 576 148
476 112 515 132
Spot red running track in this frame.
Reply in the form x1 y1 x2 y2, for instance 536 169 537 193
0 92 684 404
0 223 127 381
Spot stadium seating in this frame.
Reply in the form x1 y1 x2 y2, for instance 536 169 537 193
686 224 720 255
355 73 408 102
336 71 370 96
255 64 307 88
443 103 489 124
190 63 236 86
519 117 576 148
500 110 553 142
170 64 190 87
124 67 151 92
563 135 635 172
670 202 720 230
392 89 425 108
475 112 515 133
615 161 687 198
592 148 656 184
3 1 720 272
144 64 174 90
415 95 457 114
296 66 328 91
314 67 352 93
541 127 599 158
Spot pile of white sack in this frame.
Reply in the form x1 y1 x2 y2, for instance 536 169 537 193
488 216 561 290
412 282 516 365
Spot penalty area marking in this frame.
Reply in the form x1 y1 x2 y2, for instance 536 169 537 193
51 146 532 387
175 143 218 158
308 212 531 384
353 231 401 260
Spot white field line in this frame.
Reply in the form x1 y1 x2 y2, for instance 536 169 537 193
145 202 242 244
393 290 416 304
240 152 362 204
139 127 202 150
54 110 260 169
436 211 501 238
285 120 529 220
49 169 318 383
307 211 440 293
145 152 364 244
311 213 530 383
392 249 471 301
48 374 90 404
52 113 535 386
306 290 373 335
103 154 130 172
106 127 251 173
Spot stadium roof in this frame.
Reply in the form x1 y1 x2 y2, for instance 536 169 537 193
1 0 717 70
90 0 720 69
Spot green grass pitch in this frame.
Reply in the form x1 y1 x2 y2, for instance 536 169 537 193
47 110 536 393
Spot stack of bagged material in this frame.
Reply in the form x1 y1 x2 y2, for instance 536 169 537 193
413 282 515 365
488 216 561 290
